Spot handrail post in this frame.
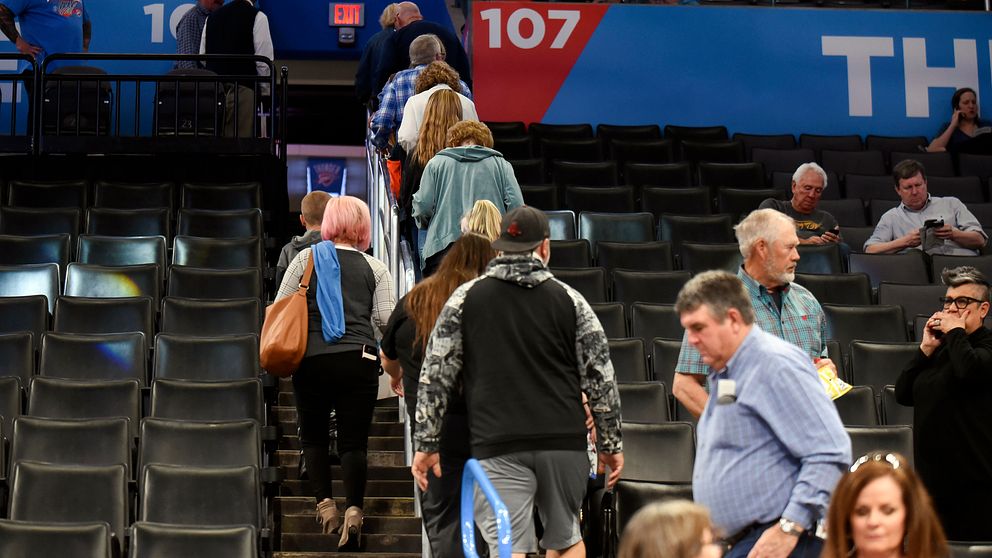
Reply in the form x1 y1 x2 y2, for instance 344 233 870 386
461 458 512 558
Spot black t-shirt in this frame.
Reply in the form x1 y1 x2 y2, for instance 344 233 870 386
381 295 422 413
758 198 839 239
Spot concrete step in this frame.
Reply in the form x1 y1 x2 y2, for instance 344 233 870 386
282 464 412 482
279 435 405 452
281 533 421 553
281 514 421 535
276 496 415 517
281 479 413 498
274 406 400 425
276 450 406 469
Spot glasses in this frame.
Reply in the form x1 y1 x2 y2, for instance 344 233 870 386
850 453 901 473
939 296 984 309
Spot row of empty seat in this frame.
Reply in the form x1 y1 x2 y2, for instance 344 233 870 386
0 180 264 213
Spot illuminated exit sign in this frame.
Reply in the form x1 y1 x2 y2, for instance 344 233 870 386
330 3 365 27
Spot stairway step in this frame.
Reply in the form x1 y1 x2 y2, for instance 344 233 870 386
275 406 399 425
277 391 401 408
276 422 405 438
279 435 405 451
281 479 412 497
281 533 421 553
282 464 412 482
277 496 415 516
275 553 419 558
281 514 421 535
276 450 405 468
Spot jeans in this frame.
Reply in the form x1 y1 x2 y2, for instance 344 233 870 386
726 526 823 558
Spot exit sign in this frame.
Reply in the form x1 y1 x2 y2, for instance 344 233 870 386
330 3 364 27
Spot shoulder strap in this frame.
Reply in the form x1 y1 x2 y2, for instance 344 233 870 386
299 250 315 290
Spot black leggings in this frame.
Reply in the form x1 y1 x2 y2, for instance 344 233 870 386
293 350 379 507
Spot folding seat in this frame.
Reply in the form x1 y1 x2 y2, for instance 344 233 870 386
0 332 33 386
92 180 174 211
750 148 816 180
54 296 154 341
640 187 710 220
11 416 131 477
177 208 264 239
833 385 877 426
948 544 992 558
596 241 674 273
664 125 728 160
553 161 617 187
824 306 908 365
877 283 946 332
180 181 262 210
484 121 526 138
927 175 984 203
849 341 919 396
28 377 141 439
969 203 992 228
868 199 899 225
845 174 899 202
697 162 765 189
129 522 257 558
614 481 693 536
732 132 796 159
578 212 653 256
846 426 913 466
565 186 635 214
519 185 558 210
0 295 48 349
621 422 694 483
930 254 992 283
85 207 171 238
172 236 262 270
625 162 692 188
545 210 577 240
796 244 843 275
42 67 112 136
492 136 531 160
590 302 627 338
958 153 992 182
611 140 675 171
817 199 867 227
39 332 147 384
821 150 886 179
614 271 691 308
841 226 876 254
716 188 783 221
139 418 260 480
651 337 682 388
65 263 161 307
617 382 670 423
8 461 128 541
890 151 954 177
7 179 87 209
139 464 261 530
529 123 594 149
0 207 81 245
154 333 260 381
548 239 592 268
880 386 912 426
679 242 742 274
0 375 21 442
0 519 114 558
682 140 744 167
848 252 929 290
539 138 602 168
798 134 863 159
658 214 734 251
149 378 264 423
770 170 841 200
76 235 167 273
865 135 927 166
0 263 61 313
0 234 71 279
160 297 261 336
549 267 607 303
597 124 661 154
508 158 546 185
608 338 649 383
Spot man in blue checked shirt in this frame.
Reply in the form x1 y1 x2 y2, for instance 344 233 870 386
676 270 850 558
174 0 223 70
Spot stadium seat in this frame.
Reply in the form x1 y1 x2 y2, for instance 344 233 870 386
553 161 617 187
129 522 257 558
39 331 147 384
751 148 816 180
85 207 171 238
0 375 22 442
0 263 61 314
625 162 692 188
612 139 676 171
508 159 545 185
658 214 735 250
614 270 691 308
679 242 742 274
621 422 694 483
167 266 262 301
682 140 744 167
180 181 262 210
540 138 602 168
484 121 526 138
596 241 674 273
880 385 912 426
733 132 796 159
698 162 765 189
548 239 592 268
845 174 899 202
493 136 531 160
597 124 662 153
846 426 913 466
608 338 649 382
877 283 946 331
833 385 878 426
0 207 81 244
578 212 654 255
11 416 131 478
664 125 728 160
796 244 843 275
76 235 167 275
817 199 867 227
177 208 264 239
771 170 842 200
172 236 262 270
64 263 161 306
148 378 264 423
716 188 784 221
849 341 918 397
824 305 907 365
868 199 899 225
160 297 261 336
566 186 635 214
92 180 174 211
27 377 141 439
799 134 863 159
0 295 48 350
630 303 685 342
641 187 711 219
890 151 954 177
0 332 33 386
529 123 594 148
617 382 670 423
0 519 113 558
927 176 984 203
0 234 71 279
821 150 886 178
841 226 876 253
7 179 88 209
549 267 607 303
153 333 260 381
590 302 627 338
139 464 262 530
614 481 693 537
519 185 558 210
864 135 927 165
848 252 929 290
545 210 577 240
958 154 992 183
139 418 261 477
970 203 992 228
54 295 154 341
930 254 992 283
651 337 682 389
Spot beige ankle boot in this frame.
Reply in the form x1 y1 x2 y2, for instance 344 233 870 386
338 505 363 550
316 498 341 534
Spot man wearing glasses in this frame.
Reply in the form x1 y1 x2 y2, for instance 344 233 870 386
895 265 992 541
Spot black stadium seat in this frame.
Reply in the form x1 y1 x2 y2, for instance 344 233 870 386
85 207 171 238
540 138 602 167
484 121 526 138
0 332 33 386
614 481 693 537
130 522 256 558
545 210 577 240
630 302 685 342
823 305 908 363
821 150 886 178
817 199 867 227
172 236 262 270
27 377 142 439
92 180 174 211
659 214 735 250
553 161 617 187
682 140 744 167
796 244 843 275
597 124 662 151
177 208 264 239
844 174 898 202
578 212 654 255
751 148 816 180
76 235 167 271
149 378 264 423
508 159 545 185
7 179 88 209
799 134 863 159
617 382 670 423
833 385 877 426
160 297 261 337
733 132 796 158
881 386 912 426
548 239 592 268
614 270 691 307
864 135 926 165
608 338 649 383
612 139 675 170
890 151 954 177
550 267 607 303
493 136 531 160
877 283 946 331
698 162 765 189
0 234 72 277
641 187 711 218
11 416 131 478
565 186 635 214
167 266 262 301
40 331 147 384
519 185 558 210
625 162 691 188
717 188 784 221
0 375 22 442
590 302 627 338
0 207 81 243
651 337 682 388
0 263 61 314
153 333 261 381
64 263 161 306
54 295 154 341
596 241 673 273
180 182 262 210
621 422 694 483
529 123 594 147
846 426 913 467
679 242 742 275
139 464 262 530
139 418 261 474
848 252 929 290
794 273 872 306
0 519 114 558
927 176 984 204
0 295 48 350
849 341 919 397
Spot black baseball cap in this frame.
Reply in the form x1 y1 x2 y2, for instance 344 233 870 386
491 206 550 252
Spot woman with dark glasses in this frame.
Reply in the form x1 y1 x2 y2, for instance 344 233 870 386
823 452 946 558
895 266 992 541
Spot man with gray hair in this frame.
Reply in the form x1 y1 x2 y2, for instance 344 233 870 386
678 270 850 558
673 208 833 417
369 33 471 151
759 162 842 245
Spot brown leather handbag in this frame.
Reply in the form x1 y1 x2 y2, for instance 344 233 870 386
260 253 314 377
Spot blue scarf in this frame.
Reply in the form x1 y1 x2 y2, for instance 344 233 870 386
312 241 345 343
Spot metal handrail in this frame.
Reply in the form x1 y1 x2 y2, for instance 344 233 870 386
461 458 512 558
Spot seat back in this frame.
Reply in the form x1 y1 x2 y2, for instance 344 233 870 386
611 139 675 168
172 236 262 270
817 199 867 227
651 337 682 388
154 333 260 381
0 263 61 314
795 244 843 275
659 214 734 250
630 303 684 343
552 161 617 187
617 382 670 423
608 338 649 383
42 68 112 136
641 187 711 219
177 208 264 239
545 210 577 240
140 464 261 529
11 416 131 478
27 377 141 439
614 270 691 307
180 182 262 210
890 151 955 177
716 188 784 221
54 296 154 341
549 268 607 303
846 426 913 467
698 162 766 189
64 263 161 308
824 306 908 361
821 150 885 178
92 180 174 211
621 422 695 483
930 254 992 284
85 207 171 238
0 207 81 245
7 179 88 209
880 385 912 426
139 418 260 474
578 212 654 256
624 162 691 188
849 341 919 396
129 522 256 558
596 241 673 273
590 302 627 338
597 124 661 149
149 378 264 423
949 544 992 558
0 375 22 441
566 186 635 214
167 266 262 301
160 297 260 336
76 235 167 272
156 70 221 136
750 148 816 179
833 385 877 426
614 481 693 536
39 332 147 385
927 175 984 203
508 159 545 185
848 252 930 290
877 283 946 333
0 519 113 558
794 273 872 306
0 295 48 350
679 242 742 274
0 234 71 279
799 133 863 157
0 332 33 386
548 239 592 269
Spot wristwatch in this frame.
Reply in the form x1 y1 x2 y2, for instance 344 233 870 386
778 518 804 537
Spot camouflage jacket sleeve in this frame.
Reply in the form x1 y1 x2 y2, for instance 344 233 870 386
561 281 623 454
413 280 477 453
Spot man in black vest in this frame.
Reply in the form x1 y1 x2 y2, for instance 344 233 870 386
200 0 273 137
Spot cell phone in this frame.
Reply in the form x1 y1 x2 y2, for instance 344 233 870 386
924 219 944 229
830 226 840 235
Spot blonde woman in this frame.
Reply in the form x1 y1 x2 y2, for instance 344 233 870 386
618 500 723 558
461 199 502 241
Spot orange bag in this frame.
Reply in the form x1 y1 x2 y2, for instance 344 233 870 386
387 158 402 199
259 254 314 377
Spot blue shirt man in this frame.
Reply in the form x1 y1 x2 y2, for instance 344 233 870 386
0 0 91 71
174 0 222 70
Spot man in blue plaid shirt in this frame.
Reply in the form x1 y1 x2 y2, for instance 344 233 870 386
174 0 222 70
369 33 470 152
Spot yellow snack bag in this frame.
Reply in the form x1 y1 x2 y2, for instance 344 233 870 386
817 359 852 400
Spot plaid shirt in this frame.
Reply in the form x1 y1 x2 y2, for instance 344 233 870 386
174 5 209 70
369 64 472 150
676 267 827 375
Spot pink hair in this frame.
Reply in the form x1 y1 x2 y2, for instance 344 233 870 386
320 196 372 251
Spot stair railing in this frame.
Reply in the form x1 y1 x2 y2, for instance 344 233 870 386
461 458 512 558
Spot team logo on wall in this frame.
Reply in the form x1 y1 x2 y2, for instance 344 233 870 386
56 0 84 17
307 158 348 196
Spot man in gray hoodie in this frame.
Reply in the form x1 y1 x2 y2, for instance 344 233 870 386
277 190 331 287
